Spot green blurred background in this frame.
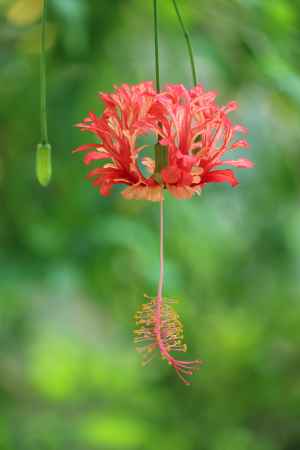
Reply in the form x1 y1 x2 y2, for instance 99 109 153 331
1 0 300 449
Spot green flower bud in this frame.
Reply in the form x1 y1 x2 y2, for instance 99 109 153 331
36 143 52 187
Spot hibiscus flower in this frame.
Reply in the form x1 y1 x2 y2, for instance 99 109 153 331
74 82 253 201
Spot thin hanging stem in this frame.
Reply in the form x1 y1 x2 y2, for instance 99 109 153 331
36 0 52 187
171 0 197 86
154 194 165 360
153 0 160 92
40 0 48 144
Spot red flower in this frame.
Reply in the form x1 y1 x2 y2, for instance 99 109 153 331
74 82 253 200
152 84 253 199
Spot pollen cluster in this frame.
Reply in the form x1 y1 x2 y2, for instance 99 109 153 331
134 295 186 356
134 295 202 384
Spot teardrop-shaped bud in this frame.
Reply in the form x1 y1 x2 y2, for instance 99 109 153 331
36 143 52 187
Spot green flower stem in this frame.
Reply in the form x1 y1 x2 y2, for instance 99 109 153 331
172 0 197 86
36 0 52 187
40 0 48 144
153 0 166 176
153 0 160 92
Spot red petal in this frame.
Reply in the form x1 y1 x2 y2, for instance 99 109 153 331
161 166 181 184
231 140 250 149
87 168 107 178
219 158 254 168
84 151 110 165
223 101 238 113
203 169 239 187
99 183 113 196
233 125 248 134
73 144 100 153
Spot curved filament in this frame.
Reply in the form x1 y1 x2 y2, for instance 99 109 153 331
134 295 202 385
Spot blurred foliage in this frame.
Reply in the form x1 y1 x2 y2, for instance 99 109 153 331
1 0 300 449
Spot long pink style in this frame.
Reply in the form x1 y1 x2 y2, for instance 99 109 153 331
155 195 165 353
152 193 202 384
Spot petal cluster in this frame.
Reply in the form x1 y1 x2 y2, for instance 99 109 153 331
74 82 252 200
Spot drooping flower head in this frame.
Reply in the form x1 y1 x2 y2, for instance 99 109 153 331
74 81 253 200
74 81 253 385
